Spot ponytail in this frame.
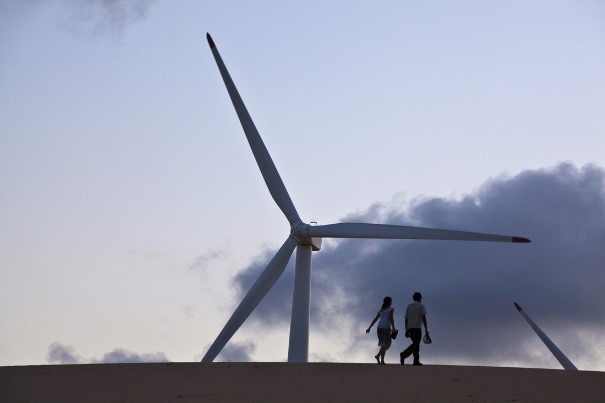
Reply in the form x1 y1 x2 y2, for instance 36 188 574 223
381 296 392 310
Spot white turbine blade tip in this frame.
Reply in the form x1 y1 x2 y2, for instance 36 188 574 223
206 33 216 49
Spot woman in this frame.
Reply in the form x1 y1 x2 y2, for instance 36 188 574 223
366 296 396 364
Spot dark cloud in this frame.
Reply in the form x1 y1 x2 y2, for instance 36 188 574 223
47 342 82 364
92 349 168 364
46 343 169 364
217 340 256 362
228 163 605 368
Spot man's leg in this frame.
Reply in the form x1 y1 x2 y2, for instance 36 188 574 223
409 328 422 365
400 343 412 364
400 328 421 364
401 343 414 358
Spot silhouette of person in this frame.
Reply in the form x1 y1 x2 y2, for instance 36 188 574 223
366 296 396 365
400 292 428 365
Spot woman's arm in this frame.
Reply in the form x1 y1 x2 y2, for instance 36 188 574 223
389 308 396 331
366 313 379 333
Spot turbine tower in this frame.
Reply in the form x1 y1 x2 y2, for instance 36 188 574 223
514 302 578 370
202 33 530 363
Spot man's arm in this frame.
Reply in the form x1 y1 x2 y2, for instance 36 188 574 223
422 314 428 333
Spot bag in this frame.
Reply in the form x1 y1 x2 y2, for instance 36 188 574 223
423 333 432 344
391 329 399 340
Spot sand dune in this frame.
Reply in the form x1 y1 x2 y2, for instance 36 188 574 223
2 362 604 402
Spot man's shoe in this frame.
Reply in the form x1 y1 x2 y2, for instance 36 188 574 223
399 352 405 365
413 362 423 366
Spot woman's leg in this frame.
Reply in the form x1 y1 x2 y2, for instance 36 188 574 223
379 347 386 364
375 346 386 364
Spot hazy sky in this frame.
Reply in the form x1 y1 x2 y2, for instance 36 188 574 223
1 1 604 369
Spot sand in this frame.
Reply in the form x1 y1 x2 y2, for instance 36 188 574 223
2 362 604 402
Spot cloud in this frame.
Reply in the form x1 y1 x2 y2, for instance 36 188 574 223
227 163 605 369
60 0 156 37
47 342 82 364
190 249 224 271
217 340 256 362
46 343 169 364
92 348 168 364
2 0 156 39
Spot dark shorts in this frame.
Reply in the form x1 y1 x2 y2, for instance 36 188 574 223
377 328 392 349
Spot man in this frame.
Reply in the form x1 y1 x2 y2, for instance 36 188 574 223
400 292 429 366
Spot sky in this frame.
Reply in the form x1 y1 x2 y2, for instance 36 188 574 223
1 0 604 370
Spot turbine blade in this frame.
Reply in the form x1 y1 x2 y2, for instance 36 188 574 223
206 33 301 224
307 223 531 243
514 302 578 370
201 236 297 362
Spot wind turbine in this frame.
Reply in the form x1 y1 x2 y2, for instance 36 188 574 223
514 302 577 370
202 33 530 363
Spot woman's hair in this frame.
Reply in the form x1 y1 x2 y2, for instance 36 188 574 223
381 296 392 309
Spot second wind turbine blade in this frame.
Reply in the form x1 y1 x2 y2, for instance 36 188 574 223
206 34 301 225
307 223 531 243
514 302 578 370
201 236 297 362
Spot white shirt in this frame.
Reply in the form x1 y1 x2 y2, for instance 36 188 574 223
377 307 393 329
405 301 426 330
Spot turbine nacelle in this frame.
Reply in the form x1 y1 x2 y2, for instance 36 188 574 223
290 221 322 251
